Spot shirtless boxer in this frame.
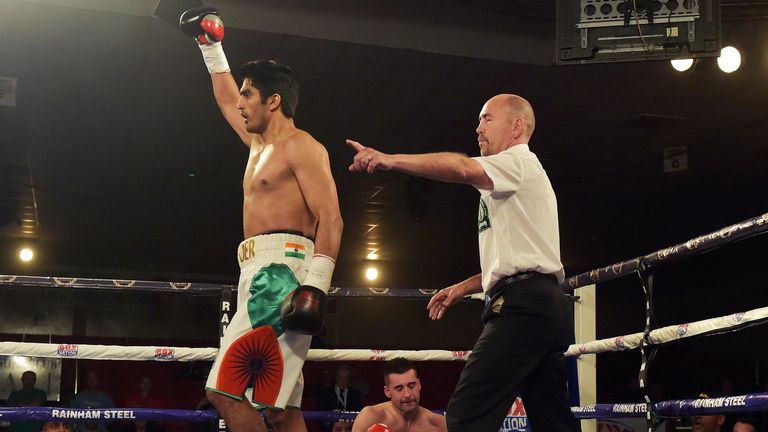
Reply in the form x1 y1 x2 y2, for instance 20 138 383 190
352 358 446 432
181 7 343 432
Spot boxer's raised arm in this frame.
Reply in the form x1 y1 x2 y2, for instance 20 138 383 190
210 71 250 146
182 7 251 146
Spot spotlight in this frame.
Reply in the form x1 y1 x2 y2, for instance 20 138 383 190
670 58 694 72
19 247 34 262
365 267 378 281
717 46 741 73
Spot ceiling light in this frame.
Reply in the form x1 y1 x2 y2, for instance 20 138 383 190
366 249 379 260
19 248 34 262
717 46 741 73
670 58 694 72
365 267 378 281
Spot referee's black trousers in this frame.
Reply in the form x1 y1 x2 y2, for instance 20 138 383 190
446 275 581 432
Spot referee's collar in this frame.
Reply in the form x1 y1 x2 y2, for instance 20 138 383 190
501 143 529 154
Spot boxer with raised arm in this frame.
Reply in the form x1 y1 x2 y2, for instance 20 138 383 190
180 7 343 432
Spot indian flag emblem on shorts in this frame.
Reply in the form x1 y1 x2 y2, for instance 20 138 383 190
284 242 306 259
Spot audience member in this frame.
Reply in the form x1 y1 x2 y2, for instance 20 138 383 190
317 365 364 432
122 377 168 432
690 392 726 432
317 365 363 412
71 371 115 432
732 416 759 432
330 420 352 432
8 371 47 432
41 421 73 432
124 377 165 409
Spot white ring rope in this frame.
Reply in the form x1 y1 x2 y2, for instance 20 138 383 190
565 305 768 357
2 305 766 361
0 343 471 362
2 306 765 363
0 343 219 362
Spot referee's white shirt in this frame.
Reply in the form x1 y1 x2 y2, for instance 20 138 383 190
472 144 564 293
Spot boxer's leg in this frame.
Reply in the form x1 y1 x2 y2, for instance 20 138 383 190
206 391 267 432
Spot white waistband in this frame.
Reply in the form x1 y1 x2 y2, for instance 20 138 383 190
236 233 315 268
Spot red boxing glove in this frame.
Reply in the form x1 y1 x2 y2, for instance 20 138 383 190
180 7 224 45
367 424 391 432
198 14 224 44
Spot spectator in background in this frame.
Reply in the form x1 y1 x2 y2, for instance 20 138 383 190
124 377 165 409
330 420 352 432
123 377 166 432
691 412 726 432
689 392 726 432
732 416 759 432
318 365 363 412
71 371 115 432
317 365 364 432
8 371 47 432
41 421 73 432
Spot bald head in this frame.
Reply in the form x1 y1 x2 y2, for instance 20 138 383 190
491 94 535 140
477 94 536 155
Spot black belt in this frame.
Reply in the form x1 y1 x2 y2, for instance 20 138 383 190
485 271 557 303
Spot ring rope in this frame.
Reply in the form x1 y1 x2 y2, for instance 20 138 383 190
566 304 768 357
2 213 765 296
0 343 470 362
4 306 766 361
572 392 768 419
0 407 215 422
3 304 766 361
565 212 768 290
2 393 768 422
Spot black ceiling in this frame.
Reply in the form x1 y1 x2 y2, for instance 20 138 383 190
1 0 767 292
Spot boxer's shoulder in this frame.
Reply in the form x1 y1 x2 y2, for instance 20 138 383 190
404 407 445 431
360 401 389 417
353 404 392 432
423 408 447 431
281 128 328 153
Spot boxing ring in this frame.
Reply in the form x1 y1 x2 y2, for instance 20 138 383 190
1 212 767 432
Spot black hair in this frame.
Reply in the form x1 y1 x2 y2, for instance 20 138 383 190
382 357 417 384
734 416 759 428
240 60 299 118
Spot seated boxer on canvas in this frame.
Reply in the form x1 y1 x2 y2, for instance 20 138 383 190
352 358 446 432
179 7 343 432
